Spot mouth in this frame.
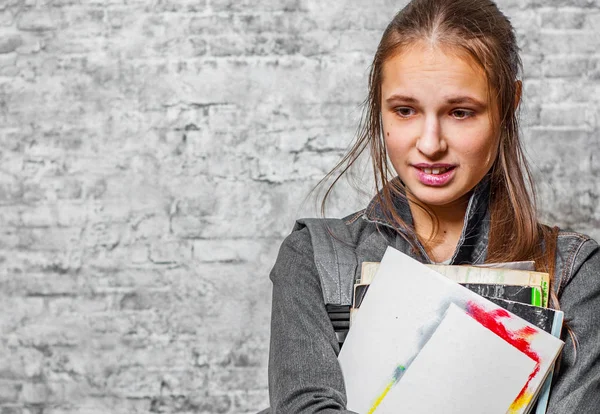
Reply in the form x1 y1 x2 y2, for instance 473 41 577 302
419 166 453 175
412 164 456 186
412 164 456 175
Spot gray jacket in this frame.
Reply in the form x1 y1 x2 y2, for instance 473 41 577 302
266 182 600 413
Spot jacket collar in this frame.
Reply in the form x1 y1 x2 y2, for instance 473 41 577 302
363 176 491 264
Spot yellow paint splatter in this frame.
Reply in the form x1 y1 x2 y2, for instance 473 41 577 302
508 392 533 413
368 365 405 414
367 382 394 414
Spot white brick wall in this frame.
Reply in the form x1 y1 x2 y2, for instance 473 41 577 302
0 0 598 412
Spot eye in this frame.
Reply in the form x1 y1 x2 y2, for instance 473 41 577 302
451 109 475 119
395 107 415 118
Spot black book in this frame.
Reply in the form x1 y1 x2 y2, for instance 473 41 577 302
461 283 541 306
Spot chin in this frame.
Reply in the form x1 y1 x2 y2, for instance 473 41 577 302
407 188 470 209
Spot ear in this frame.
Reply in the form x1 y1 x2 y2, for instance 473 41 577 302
514 80 522 111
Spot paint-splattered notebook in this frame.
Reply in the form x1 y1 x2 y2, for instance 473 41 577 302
487 298 564 414
339 247 564 414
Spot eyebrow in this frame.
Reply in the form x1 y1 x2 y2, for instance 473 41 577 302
385 94 487 107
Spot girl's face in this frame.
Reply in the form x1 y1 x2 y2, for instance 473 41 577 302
381 42 500 211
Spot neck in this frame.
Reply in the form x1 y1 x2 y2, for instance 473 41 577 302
408 194 471 263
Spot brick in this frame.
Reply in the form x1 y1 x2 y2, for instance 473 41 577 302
105 367 206 398
188 37 208 56
0 381 22 403
0 54 17 76
14 317 88 348
148 241 192 264
56 201 87 227
0 296 46 329
89 268 168 291
84 245 131 270
0 10 16 26
520 54 543 79
515 28 542 56
0 172 23 204
192 239 264 263
589 57 600 80
537 79 599 104
0 35 22 54
189 14 235 35
536 179 600 230
505 9 539 30
0 271 81 297
128 243 149 264
1 406 24 414
540 9 586 29
44 380 90 406
20 205 58 227
534 0 600 6
542 55 591 78
17 10 59 31
237 12 319 33
149 393 231 414
0 209 21 230
208 367 268 393
584 10 600 28
47 296 112 316
162 104 210 132
35 0 81 5
540 104 595 128
523 128 592 175
119 290 156 311
0 347 45 380
251 151 343 183
209 33 304 57
42 32 106 55
21 227 81 252
228 333 270 368
83 222 124 249
211 0 308 12
540 30 600 54
19 383 48 405
150 0 208 12
2 249 68 274
0 228 23 249
122 343 192 370
58 7 106 38
297 30 343 56
233 390 269 413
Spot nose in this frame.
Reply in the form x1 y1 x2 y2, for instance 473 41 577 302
416 115 447 158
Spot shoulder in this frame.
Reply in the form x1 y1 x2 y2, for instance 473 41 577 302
272 209 376 305
272 209 368 273
290 209 369 244
555 229 599 290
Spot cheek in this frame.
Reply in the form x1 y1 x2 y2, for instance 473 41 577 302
382 118 416 154
457 127 499 164
470 142 498 170
384 130 412 159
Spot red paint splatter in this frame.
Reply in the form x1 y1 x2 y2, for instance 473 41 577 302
466 301 540 403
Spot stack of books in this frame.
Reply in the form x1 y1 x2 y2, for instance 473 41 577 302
340 247 564 414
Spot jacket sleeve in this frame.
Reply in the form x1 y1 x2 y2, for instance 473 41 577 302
268 227 358 414
547 238 600 413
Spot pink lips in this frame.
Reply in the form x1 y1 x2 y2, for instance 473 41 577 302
412 164 456 186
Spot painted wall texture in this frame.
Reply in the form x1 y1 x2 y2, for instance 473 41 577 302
0 0 598 413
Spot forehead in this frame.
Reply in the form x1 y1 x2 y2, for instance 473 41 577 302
381 42 489 98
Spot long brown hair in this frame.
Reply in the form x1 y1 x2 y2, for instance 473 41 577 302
320 0 551 268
